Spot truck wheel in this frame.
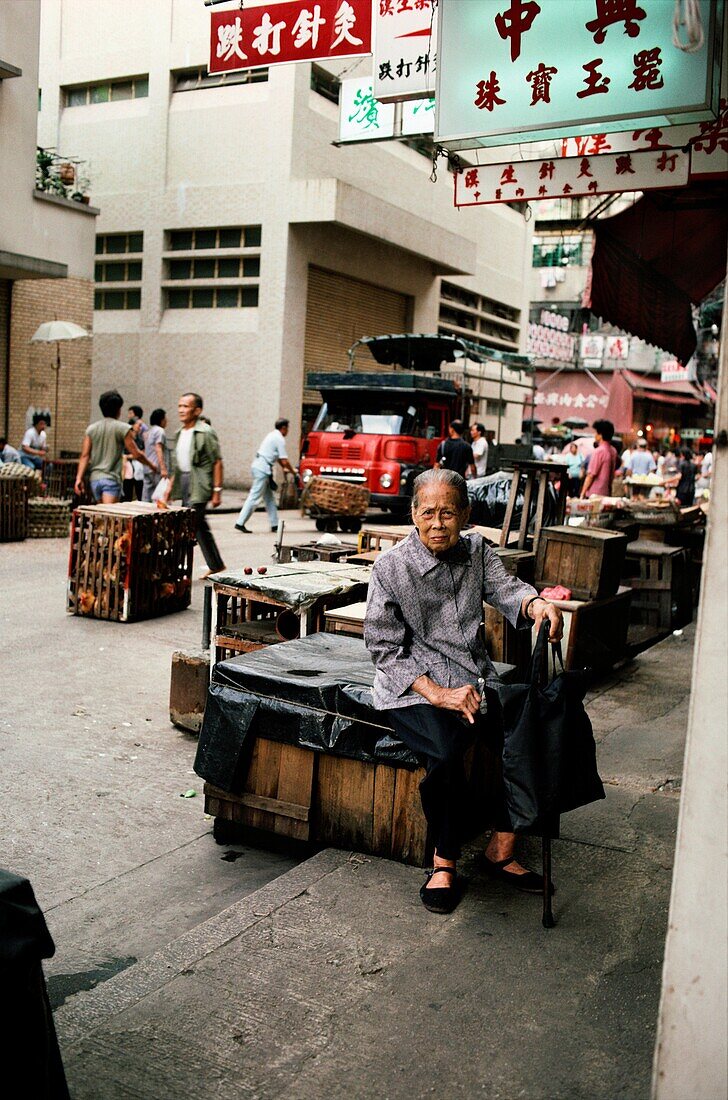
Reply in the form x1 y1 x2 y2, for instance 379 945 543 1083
315 518 328 532
340 518 362 534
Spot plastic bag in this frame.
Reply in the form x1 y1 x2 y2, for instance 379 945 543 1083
152 477 171 502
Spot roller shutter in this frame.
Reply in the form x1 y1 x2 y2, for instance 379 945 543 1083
303 267 411 402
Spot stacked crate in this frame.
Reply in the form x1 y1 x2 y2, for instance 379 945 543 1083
68 502 196 621
0 477 29 541
28 498 72 538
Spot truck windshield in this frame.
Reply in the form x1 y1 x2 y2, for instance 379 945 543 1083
313 399 420 436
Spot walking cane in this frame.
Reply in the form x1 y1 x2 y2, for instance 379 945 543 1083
542 834 555 929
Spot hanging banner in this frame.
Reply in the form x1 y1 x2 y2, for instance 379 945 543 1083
661 360 691 382
455 148 691 206
373 0 437 103
339 78 434 142
580 334 604 360
209 0 373 74
435 0 724 149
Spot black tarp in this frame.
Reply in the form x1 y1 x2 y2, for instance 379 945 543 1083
195 634 517 791
195 635 416 792
466 471 560 529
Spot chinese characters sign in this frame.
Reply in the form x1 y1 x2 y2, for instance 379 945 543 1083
534 389 608 410
528 310 576 360
374 0 437 103
339 78 434 142
455 148 690 206
436 0 723 149
660 359 690 382
210 0 372 74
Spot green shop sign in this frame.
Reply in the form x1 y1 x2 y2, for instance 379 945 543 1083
435 0 724 149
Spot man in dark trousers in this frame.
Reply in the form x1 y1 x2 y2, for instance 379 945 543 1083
171 392 225 578
435 419 476 479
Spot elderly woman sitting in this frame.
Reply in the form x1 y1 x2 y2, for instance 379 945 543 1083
364 469 563 913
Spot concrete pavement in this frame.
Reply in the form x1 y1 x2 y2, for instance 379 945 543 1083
53 614 691 1097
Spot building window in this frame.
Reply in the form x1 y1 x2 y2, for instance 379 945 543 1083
438 281 520 352
311 64 340 104
172 66 268 91
162 226 261 310
532 235 584 268
485 398 508 416
64 76 149 107
94 289 141 310
94 233 143 310
166 287 258 309
96 232 144 255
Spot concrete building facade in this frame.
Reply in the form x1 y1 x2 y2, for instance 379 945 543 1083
37 0 532 485
1 0 96 457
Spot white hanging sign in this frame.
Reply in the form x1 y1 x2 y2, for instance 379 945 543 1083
455 148 691 207
339 78 434 142
373 0 437 103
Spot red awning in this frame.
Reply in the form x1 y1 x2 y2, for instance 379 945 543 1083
622 369 704 407
588 183 728 365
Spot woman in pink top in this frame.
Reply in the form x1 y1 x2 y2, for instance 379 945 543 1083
580 419 617 498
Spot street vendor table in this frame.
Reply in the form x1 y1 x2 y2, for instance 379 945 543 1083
278 539 358 564
208 562 371 666
68 502 196 621
195 633 516 866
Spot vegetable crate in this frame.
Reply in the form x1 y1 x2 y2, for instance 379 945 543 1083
68 502 196 621
300 476 369 534
0 477 29 541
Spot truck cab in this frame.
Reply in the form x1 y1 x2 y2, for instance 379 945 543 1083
301 332 477 511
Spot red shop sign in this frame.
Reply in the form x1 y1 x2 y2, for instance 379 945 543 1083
210 0 373 74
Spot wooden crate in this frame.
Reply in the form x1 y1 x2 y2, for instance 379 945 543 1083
357 525 413 553
212 574 368 665
204 736 502 866
278 540 358 564
0 477 28 541
539 586 632 673
324 600 368 636
536 525 628 601
622 541 692 630
68 503 196 621
28 497 71 538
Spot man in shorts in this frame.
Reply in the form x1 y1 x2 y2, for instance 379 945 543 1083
75 389 155 503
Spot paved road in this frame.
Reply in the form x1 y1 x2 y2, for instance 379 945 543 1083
0 509 325 1006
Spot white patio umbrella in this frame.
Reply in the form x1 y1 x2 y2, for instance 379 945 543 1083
30 321 90 454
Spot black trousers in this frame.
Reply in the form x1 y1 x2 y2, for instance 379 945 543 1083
181 474 225 573
389 697 511 862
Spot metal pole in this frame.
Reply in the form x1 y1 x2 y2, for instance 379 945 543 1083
497 360 504 446
54 342 61 457
201 584 212 651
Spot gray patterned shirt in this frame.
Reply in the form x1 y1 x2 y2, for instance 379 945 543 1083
364 530 537 710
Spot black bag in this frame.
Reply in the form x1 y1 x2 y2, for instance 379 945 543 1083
268 475 278 491
494 622 605 833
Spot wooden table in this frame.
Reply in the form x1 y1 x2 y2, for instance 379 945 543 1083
324 600 368 636
208 562 371 667
278 540 358 564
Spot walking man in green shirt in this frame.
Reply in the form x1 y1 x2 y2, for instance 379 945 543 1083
75 389 154 503
171 392 225 577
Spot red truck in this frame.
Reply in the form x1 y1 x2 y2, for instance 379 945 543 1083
300 334 468 519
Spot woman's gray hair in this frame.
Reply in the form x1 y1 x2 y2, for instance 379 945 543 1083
412 468 469 512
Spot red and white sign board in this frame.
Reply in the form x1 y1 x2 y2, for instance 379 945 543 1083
373 0 436 103
209 0 373 74
605 335 629 360
455 148 690 207
660 360 691 383
452 100 728 183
